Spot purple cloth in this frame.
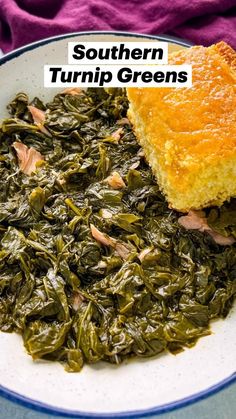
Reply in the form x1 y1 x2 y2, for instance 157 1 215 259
0 0 236 53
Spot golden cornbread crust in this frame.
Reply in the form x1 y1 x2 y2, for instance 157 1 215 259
127 42 236 212
215 41 236 72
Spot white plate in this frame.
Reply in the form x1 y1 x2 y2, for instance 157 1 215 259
0 31 235 418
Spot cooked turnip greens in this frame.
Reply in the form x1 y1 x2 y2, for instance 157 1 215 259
0 88 235 372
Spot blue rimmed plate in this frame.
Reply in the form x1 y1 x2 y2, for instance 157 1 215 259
0 31 235 418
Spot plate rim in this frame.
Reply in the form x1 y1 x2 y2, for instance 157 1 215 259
0 374 235 418
0 30 193 66
0 30 235 418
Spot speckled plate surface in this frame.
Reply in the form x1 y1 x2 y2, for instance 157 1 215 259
0 32 235 418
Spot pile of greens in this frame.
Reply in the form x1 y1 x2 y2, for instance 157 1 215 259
0 88 235 372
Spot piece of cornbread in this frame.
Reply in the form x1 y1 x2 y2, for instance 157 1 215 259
127 42 236 212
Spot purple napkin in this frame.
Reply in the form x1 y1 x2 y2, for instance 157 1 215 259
0 0 236 53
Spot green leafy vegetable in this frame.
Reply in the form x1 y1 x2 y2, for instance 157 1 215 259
0 88 235 372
